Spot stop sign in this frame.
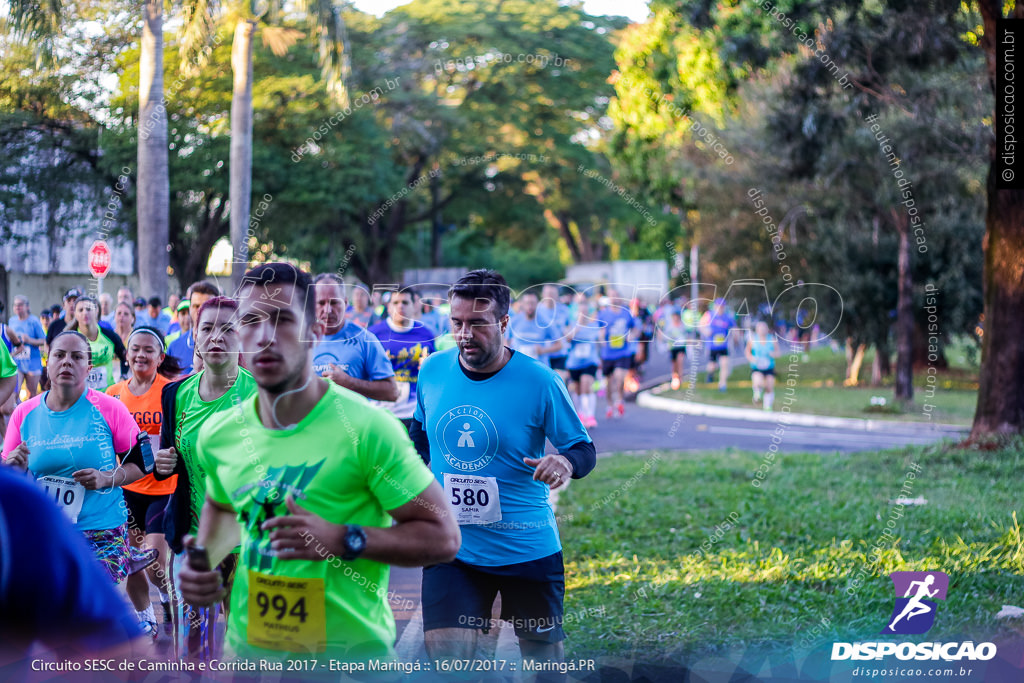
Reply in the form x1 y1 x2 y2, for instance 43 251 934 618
88 240 111 279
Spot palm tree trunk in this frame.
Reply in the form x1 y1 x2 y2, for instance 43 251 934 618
229 19 256 293
894 210 914 403
137 0 169 301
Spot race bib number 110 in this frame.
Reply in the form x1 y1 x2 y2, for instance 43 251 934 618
37 475 86 524
86 366 108 390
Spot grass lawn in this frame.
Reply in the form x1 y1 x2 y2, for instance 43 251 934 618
654 342 979 425
558 443 1024 665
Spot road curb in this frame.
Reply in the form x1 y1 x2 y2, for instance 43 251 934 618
637 388 968 435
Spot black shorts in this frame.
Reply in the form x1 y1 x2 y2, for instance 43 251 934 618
548 356 567 371
751 367 775 377
422 552 565 643
123 490 169 535
568 365 598 383
709 348 729 362
670 347 687 361
601 357 632 376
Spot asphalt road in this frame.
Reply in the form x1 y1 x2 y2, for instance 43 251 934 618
580 349 958 455
585 399 952 455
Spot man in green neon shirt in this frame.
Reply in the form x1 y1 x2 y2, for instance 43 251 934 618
178 262 459 662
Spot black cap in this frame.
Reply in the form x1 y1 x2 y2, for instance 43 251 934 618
134 297 147 307
63 287 83 301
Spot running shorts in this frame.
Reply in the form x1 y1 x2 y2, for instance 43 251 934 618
422 551 565 643
601 357 632 376
568 365 598 383
123 490 169 535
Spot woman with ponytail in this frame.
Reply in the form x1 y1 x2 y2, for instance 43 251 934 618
105 327 182 639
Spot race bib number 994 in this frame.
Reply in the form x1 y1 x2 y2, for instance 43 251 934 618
247 571 326 653
443 473 501 525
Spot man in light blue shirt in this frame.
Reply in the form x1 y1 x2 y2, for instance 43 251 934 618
536 284 573 383
135 297 172 334
411 269 595 666
165 299 195 374
507 291 562 367
312 274 399 401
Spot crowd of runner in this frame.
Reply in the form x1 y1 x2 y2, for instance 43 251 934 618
0 269 789 675
1 282 758 436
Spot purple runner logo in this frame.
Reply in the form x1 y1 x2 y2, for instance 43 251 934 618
881 571 949 635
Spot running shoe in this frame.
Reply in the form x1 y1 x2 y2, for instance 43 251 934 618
140 620 159 641
585 415 598 428
616 403 625 418
606 407 614 419
671 377 681 390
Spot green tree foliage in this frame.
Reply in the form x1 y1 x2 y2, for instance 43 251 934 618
102 25 374 287
607 0 987 391
287 0 650 283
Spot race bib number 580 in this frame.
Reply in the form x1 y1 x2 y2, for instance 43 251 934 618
443 473 501 525
247 571 326 653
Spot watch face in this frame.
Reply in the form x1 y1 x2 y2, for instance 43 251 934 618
346 526 366 555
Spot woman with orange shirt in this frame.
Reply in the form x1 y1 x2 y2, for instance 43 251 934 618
105 327 181 639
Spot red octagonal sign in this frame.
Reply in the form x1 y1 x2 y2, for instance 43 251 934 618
88 240 111 279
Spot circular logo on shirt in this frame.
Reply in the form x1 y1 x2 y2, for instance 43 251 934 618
312 351 351 376
436 405 499 472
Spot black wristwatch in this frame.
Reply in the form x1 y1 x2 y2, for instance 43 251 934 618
341 524 367 561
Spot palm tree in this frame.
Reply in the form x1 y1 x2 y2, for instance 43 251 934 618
182 0 350 292
137 0 170 302
4 0 201 302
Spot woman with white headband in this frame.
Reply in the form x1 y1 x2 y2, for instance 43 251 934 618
106 326 182 640
67 295 128 391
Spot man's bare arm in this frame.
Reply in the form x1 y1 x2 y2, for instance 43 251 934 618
326 367 400 402
264 481 460 567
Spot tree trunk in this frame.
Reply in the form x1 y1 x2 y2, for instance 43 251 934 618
430 168 443 267
894 210 914 403
871 347 882 387
971 0 1024 438
547 209 582 261
878 338 892 377
229 19 256 294
844 339 867 386
189 202 228 288
137 0 169 301
972 169 1024 436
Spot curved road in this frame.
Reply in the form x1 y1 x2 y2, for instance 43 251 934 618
578 352 961 455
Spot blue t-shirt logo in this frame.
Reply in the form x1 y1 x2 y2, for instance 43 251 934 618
312 351 351 376
436 405 499 472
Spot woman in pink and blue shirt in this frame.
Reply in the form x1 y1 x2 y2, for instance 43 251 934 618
2 331 153 585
